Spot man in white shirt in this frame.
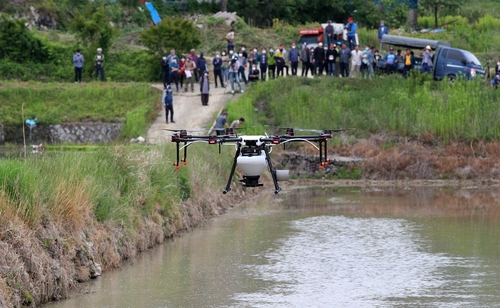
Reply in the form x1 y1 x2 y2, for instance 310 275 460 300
350 45 362 78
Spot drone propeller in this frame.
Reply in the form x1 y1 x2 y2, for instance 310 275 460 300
162 128 207 133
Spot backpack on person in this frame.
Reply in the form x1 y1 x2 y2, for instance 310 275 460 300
164 92 173 107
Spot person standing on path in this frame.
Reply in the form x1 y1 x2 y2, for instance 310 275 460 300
221 50 229 84
229 55 243 95
226 29 235 52
268 48 276 79
350 45 362 78
94 47 105 81
73 49 84 83
183 57 196 92
339 43 351 77
161 54 169 89
259 47 268 81
313 42 325 76
237 52 248 85
162 86 175 124
378 21 388 50
169 59 180 92
288 43 300 76
212 52 224 88
300 43 310 77
196 52 207 81
326 43 338 77
200 71 210 106
325 20 334 47
215 111 229 135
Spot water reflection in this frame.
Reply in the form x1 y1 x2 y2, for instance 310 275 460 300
47 186 500 308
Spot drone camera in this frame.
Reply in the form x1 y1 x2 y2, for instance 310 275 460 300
240 175 263 187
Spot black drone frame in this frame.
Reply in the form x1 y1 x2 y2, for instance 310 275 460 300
169 128 349 194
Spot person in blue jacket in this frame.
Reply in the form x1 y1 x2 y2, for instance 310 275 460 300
73 49 84 83
345 17 357 50
288 43 300 75
378 20 388 50
491 75 500 88
162 86 175 124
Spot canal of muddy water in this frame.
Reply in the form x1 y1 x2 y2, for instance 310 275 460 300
47 185 500 307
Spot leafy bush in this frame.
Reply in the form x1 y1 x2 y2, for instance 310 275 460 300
0 17 49 63
140 17 202 56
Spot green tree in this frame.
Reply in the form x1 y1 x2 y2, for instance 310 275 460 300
419 0 464 28
69 3 116 54
140 17 201 56
0 17 48 63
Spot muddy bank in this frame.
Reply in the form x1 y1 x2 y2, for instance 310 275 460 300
0 182 250 307
277 136 500 181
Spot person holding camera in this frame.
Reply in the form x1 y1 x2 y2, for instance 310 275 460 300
73 49 84 83
94 48 105 82
229 55 243 95
420 45 433 74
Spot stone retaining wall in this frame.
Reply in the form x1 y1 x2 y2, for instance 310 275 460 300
0 123 122 144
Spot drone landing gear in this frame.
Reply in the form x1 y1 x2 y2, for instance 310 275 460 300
264 145 282 194
223 143 241 194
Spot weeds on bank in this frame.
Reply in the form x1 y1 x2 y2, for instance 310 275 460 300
0 143 234 229
228 75 500 142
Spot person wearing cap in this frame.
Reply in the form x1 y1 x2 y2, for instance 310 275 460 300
162 86 175 124
351 45 362 78
200 70 210 106
229 55 243 94
383 47 398 74
300 42 310 77
161 54 169 89
421 45 433 74
215 112 229 135
73 49 84 84
345 17 357 51
94 48 105 81
259 47 268 81
288 43 300 75
378 21 388 50
325 20 334 47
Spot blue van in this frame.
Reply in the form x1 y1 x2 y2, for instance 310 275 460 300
379 35 485 81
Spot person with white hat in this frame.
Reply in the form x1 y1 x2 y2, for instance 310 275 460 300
94 48 105 81
420 45 433 74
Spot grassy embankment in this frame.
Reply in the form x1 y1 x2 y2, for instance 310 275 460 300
0 82 161 139
0 143 235 307
225 76 500 180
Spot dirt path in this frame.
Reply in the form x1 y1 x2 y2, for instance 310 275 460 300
147 82 242 144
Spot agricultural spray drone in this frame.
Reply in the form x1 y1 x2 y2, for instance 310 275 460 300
168 127 352 194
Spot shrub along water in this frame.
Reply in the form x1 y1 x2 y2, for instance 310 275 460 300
0 82 160 139
0 144 234 306
226 76 500 142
